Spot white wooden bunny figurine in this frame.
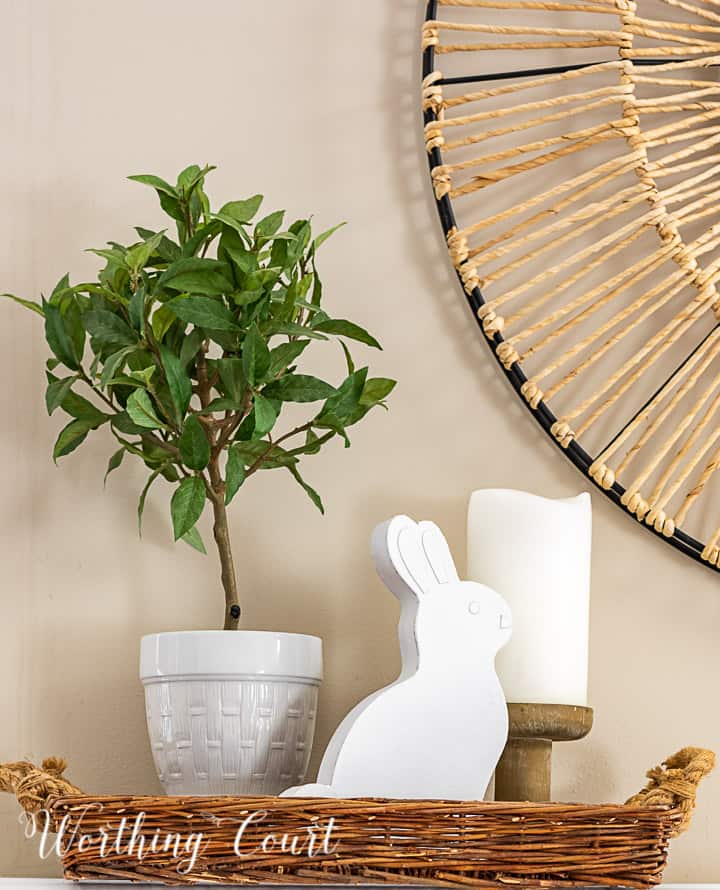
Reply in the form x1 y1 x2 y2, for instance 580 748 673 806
282 514 512 800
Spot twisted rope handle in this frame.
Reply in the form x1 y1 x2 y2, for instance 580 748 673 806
0 757 84 824
626 747 716 836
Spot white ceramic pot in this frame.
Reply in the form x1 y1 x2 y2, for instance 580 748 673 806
140 630 322 796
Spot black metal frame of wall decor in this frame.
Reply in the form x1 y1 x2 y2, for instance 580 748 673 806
422 0 720 572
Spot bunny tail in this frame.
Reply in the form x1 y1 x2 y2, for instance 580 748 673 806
280 782 338 798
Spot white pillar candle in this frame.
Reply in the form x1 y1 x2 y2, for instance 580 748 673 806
467 489 591 706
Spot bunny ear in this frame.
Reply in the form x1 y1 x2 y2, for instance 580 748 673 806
372 516 460 600
418 521 460 585
372 515 425 600
396 523 438 596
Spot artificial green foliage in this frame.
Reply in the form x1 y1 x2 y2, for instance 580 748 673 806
4 164 395 627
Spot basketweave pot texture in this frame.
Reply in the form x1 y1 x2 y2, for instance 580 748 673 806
144 677 319 795
0 747 714 888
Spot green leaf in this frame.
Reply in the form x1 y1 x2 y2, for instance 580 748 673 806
288 465 324 513
159 258 233 296
311 263 322 307
360 377 396 405
179 162 215 194
290 296 323 315
128 286 145 332
45 376 76 415
245 267 282 291
233 410 256 442
211 211 251 238
263 373 335 403
70 283 116 301
190 173 209 226
161 346 193 418
242 323 270 386
61 393 107 426
161 465 180 483
127 389 165 430
178 415 210 470
126 231 165 273
266 322 328 340
225 448 246 505
255 210 285 239
171 476 206 541
197 397 239 414
252 393 278 436
316 411 350 446
128 173 177 197
50 273 71 303
179 328 203 367
137 468 163 536
343 406 374 428
43 300 79 369
268 340 310 378
83 310 137 351
135 227 181 262
181 524 207 554
176 164 203 192
213 357 246 404
158 191 184 224
288 429 334 457
340 340 355 374
181 220 222 259
203 328 238 351
64 301 86 365
87 247 129 269
104 447 125 486
217 196 263 224
320 367 368 422
232 439 297 468
311 318 381 349
53 419 92 461
108 373 151 387
287 219 311 260
230 288 265 307
313 221 346 250
1 293 44 316
126 365 156 387
100 346 135 387
270 232 291 270
111 411 147 436
151 304 176 343
222 239 259 278
139 439 173 469
307 308 328 326
167 296 239 331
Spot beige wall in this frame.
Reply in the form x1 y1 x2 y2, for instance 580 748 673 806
1 0 718 880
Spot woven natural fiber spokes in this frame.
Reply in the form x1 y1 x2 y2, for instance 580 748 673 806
422 0 720 570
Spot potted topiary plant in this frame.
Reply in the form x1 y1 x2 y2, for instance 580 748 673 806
3 164 394 795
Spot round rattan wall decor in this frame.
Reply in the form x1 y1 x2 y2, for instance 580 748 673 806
422 0 720 570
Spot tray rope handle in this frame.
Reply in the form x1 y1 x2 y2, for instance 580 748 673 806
0 757 84 825
625 747 716 836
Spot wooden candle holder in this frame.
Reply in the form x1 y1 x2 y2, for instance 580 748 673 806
494 703 594 802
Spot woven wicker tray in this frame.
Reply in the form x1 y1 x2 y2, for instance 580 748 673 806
0 747 714 888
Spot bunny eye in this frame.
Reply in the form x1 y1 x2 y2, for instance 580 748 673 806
468 601 482 615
